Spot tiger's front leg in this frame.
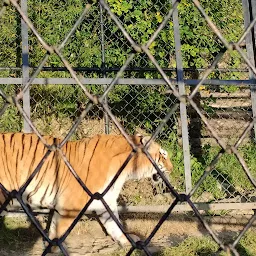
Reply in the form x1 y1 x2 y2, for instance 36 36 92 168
47 211 76 253
96 204 140 246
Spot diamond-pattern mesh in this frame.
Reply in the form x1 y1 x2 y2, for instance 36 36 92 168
0 0 256 255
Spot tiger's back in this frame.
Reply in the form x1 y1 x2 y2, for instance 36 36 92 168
0 133 137 208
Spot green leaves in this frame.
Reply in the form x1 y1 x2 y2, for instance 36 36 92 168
108 0 133 15
0 0 244 74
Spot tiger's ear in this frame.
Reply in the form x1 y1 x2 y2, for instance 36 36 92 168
141 136 152 146
141 136 158 153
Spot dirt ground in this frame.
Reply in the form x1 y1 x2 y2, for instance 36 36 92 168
0 212 255 256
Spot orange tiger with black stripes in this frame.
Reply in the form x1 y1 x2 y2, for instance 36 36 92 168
0 132 172 249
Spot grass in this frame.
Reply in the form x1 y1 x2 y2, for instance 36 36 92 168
107 233 256 256
159 236 220 256
0 217 43 254
159 232 256 256
163 133 256 202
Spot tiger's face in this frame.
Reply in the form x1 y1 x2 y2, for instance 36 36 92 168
152 147 173 184
131 135 173 181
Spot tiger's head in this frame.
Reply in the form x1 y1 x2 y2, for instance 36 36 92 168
128 134 173 182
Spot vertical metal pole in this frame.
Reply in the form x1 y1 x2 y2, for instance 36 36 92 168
21 0 31 133
100 3 110 134
172 0 192 193
242 0 256 140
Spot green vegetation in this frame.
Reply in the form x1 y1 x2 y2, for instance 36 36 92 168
109 233 256 256
0 0 245 74
0 0 246 132
159 233 256 256
0 217 41 254
166 132 256 201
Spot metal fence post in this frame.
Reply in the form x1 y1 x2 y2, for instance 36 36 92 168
100 3 110 134
172 0 192 193
21 0 31 133
242 0 256 141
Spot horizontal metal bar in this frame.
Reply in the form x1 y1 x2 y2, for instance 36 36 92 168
118 202 256 213
0 78 254 86
0 67 250 72
2 203 256 217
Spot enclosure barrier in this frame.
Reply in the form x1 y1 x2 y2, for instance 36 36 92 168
0 0 256 255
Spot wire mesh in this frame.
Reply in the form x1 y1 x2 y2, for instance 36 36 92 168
0 0 256 255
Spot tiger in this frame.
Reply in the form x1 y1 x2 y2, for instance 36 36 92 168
0 132 173 250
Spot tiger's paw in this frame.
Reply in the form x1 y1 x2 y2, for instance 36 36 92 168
43 240 68 254
118 233 141 247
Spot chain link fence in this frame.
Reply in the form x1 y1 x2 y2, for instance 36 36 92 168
0 0 256 255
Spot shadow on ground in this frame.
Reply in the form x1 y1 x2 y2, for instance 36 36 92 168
0 216 43 256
